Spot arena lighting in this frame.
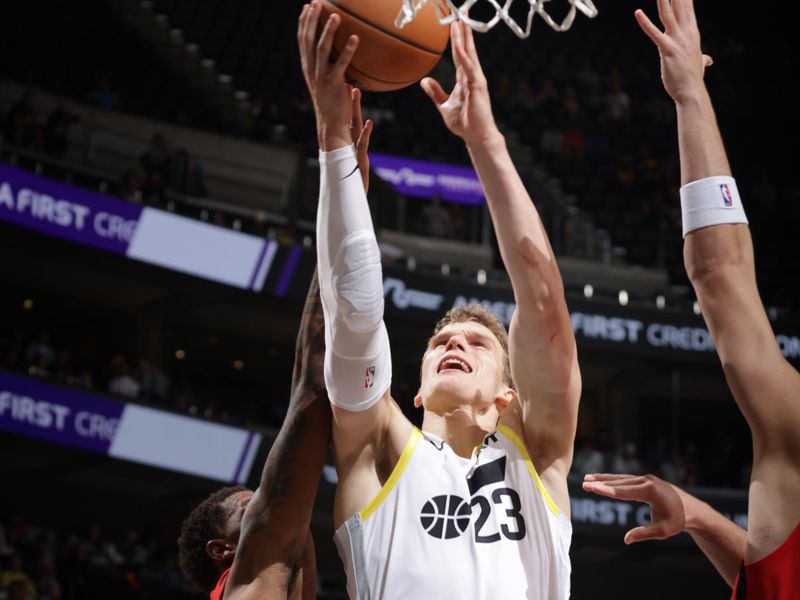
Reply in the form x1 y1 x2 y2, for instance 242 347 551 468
656 295 666 310
583 284 593 299
22 299 33 310
477 269 487 285
693 301 702 316
768 306 778 321
232 360 245 371
303 235 313 248
618 290 629 306
175 349 186 360
441 263 451 276
406 256 416 271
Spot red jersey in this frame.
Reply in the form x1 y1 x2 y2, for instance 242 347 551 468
732 520 800 599
210 568 231 600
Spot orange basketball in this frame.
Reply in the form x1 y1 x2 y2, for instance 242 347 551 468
320 0 450 92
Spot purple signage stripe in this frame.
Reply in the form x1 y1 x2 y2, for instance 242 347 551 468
0 370 126 456
233 431 256 484
274 244 303 298
369 152 485 206
0 163 143 255
247 241 270 290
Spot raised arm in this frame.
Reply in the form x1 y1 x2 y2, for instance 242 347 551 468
636 0 800 561
298 1 412 526
636 0 800 444
224 270 330 598
422 24 580 484
583 473 747 588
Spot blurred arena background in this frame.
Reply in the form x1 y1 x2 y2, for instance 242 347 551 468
0 0 797 598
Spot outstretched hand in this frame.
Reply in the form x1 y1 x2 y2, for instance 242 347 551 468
297 0 359 150
583 473 687 544
635 0 713 103
421 22 499 145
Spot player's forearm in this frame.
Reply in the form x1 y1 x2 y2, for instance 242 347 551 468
675 88 731 185
466 132 565 313
290 269 327 405
681 490 747 588
316 145 391 411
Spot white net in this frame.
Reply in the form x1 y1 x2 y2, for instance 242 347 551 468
395 0 598 39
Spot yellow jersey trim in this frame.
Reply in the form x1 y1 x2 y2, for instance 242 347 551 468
360 427 423 521
497 425 559 517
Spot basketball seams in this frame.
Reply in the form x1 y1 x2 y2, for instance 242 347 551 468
323 0 444 56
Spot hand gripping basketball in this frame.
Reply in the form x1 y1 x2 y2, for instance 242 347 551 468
298 1 360 150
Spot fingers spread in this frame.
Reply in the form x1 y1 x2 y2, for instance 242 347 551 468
635 9 667 48
656 0 677 33
461 23 487 83
420 77 449 105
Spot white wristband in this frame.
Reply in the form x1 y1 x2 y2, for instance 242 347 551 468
679 176 748 238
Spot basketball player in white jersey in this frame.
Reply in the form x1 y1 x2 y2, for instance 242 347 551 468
299 4 579 598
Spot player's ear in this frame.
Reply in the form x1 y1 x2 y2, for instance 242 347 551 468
494 387 516 412
206 539 236 563
414 389 423 408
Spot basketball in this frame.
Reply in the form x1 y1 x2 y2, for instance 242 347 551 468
319 0 450 92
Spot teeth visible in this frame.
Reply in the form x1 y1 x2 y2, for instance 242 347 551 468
440 358 471 373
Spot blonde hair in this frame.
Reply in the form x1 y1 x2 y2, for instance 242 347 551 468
430 304 514 389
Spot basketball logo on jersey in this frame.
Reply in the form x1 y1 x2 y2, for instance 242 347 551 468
720 184 734 207
364 366 375 389
420 495 472 539
419 457 527 543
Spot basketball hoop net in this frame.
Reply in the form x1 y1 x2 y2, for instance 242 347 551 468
395 0 598 39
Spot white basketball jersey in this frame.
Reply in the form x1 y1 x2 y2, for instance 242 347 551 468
334 425 572 599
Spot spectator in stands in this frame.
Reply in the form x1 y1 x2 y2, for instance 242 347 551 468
140 169 166 207
1 554 37 599
4 91 42 150
43 104 79 157
118 169 142 203
612 442 643 474
24 332 55 368
415 195 455 239
89 78 121 111
140 133 172 177
573 437 605 476
169 148 208 197
108 355 140 400
27 354 51 380
606 69 631 121
135 358 170 402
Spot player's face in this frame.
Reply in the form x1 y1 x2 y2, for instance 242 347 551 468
221 489 255 543
417 321 508 410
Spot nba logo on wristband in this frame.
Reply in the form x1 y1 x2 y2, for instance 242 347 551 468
365 366 375 389
720 184 734 207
